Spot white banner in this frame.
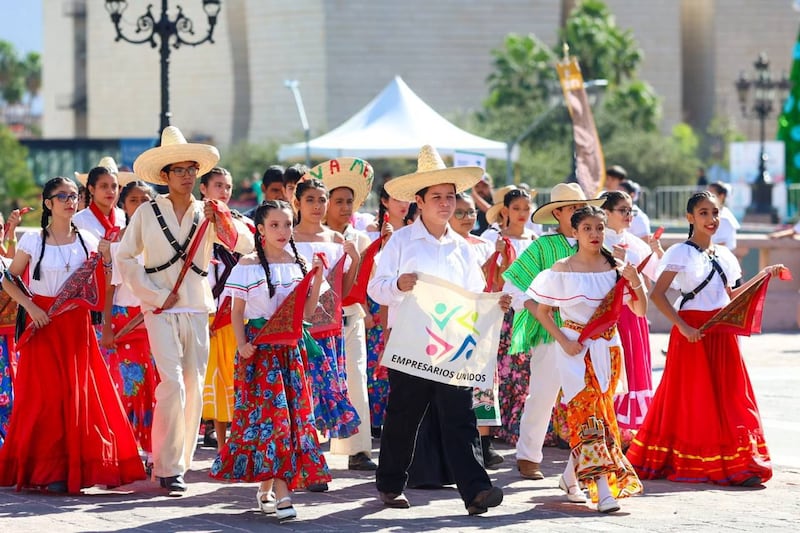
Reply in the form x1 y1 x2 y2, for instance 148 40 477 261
454 150 487 170
382 273 503 387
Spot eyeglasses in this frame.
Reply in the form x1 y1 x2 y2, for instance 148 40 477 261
49 193 80 203
169 166 200 177
453 209 478 219
612 208 634 216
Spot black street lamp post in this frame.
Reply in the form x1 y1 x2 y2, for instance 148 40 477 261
735 52 791 222
105 0 222 135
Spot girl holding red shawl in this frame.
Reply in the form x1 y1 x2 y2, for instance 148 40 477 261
0 177 145 494
210 200 329 521
627 191 783 486
528 205 646 513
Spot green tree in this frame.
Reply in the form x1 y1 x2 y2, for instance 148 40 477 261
0 40 24 106
0 124 39 212
485 33 558 110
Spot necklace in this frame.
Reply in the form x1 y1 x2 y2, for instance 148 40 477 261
49 229 73 273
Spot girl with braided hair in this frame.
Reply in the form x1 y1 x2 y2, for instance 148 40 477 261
210 200 329 521
0 177 146 494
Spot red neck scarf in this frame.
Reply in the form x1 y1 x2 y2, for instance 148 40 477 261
89 202 117 237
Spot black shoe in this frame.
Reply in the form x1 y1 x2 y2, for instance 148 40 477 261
306 482 329 492
348 452 378 471
203 430 218 448
371 426 382 439
480 436 504 468
159 475 187 495
44 480 68 493
467 486 503 515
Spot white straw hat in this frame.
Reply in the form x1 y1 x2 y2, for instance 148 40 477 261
312 157 374 211
74 156 137 187
385 145 483 202
485 185 539 225
531 182 604 225
133 126 220 185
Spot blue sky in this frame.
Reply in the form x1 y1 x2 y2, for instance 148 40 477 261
0 1 43 54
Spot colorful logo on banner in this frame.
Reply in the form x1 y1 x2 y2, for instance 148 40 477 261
382 273 504 388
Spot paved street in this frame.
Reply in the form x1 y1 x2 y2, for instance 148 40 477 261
1 332 798 532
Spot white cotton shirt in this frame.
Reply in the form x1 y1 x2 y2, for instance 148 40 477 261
72 206 126 239
603 228 659 282
17 229 99 297
480 228 537 259
110 241 144 307
367 217 486 329
657 242 741 311
629 208 651 239
225 262 305 320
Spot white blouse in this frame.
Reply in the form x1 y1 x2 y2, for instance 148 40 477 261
292 240 350 277
657 242 741 311
481 228 536 262
527 268 623 324
225 262 305 320
72 206 126 240
17 229 99 297
110 241 142 307
603 228 658 281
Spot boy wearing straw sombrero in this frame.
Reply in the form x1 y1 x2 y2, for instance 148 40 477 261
502 183 603 486
116 127 254 494
368 145 511 515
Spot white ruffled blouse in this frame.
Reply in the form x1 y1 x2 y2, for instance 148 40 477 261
657 242 741 311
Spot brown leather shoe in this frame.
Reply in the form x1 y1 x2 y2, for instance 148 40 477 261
379 491 410 509
467 486 503 515
517 459 544 480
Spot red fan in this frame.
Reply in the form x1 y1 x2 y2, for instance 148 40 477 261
342 236 382 307
252 267 317 346
699 267 791 335
308 255 345 339
16 227 118 346
576 252 653 344
484 236 516 293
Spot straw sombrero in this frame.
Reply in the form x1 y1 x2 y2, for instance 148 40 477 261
531 183 604 225
74 156 137 187
485 185 539 225
133 126 220 185
313 157 374 211
385 145 483 202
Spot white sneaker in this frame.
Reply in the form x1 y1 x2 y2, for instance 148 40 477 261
256 489 276 514
597 495 620 514
275 496 297 521
558 474 587 503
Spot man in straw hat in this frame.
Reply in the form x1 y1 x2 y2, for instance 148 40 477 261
116 126 254 494
317 157 379 472
501 183 603 485
368 145 511 515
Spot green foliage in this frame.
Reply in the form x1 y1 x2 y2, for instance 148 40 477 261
0 40 39 106
601 125 701 189
219 140 280 193
0 124 39 212
598 80 661 133
485 33 558 110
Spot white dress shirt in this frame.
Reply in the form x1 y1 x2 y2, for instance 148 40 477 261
367 217 486 329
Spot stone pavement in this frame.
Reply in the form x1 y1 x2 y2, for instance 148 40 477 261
1 333 799 532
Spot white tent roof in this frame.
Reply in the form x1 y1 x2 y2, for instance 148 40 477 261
278 76 514 161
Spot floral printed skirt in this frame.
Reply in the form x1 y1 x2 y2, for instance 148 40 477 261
305 333 360 439
106 305 158 453
365 297 389 427
0 331 14 448
210 326 330 489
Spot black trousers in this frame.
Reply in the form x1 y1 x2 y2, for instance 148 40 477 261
376 369 491 506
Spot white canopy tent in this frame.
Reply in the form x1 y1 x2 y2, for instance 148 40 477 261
278 76 516 162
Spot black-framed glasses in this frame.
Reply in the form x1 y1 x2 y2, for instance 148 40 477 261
612 207 634 216
49 193 80 203
454 208 478 219
169 166 200 177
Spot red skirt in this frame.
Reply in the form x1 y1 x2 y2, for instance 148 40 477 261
626 310 772 485
614 306 653 429
0 296 146 493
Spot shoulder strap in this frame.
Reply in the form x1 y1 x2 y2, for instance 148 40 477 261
144 200 207 277
679 241 728 309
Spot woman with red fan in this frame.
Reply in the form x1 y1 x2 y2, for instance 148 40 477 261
210 200 329 521
528 205 646 513
101 180 159 471
0 176 146 494
600 191 663 443
627 191 783 486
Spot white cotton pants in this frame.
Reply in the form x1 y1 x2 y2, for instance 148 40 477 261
329 314 373 456
515 342 562 464
144 311 210 478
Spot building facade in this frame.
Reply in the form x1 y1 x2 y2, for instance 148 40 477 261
42 0 799 154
